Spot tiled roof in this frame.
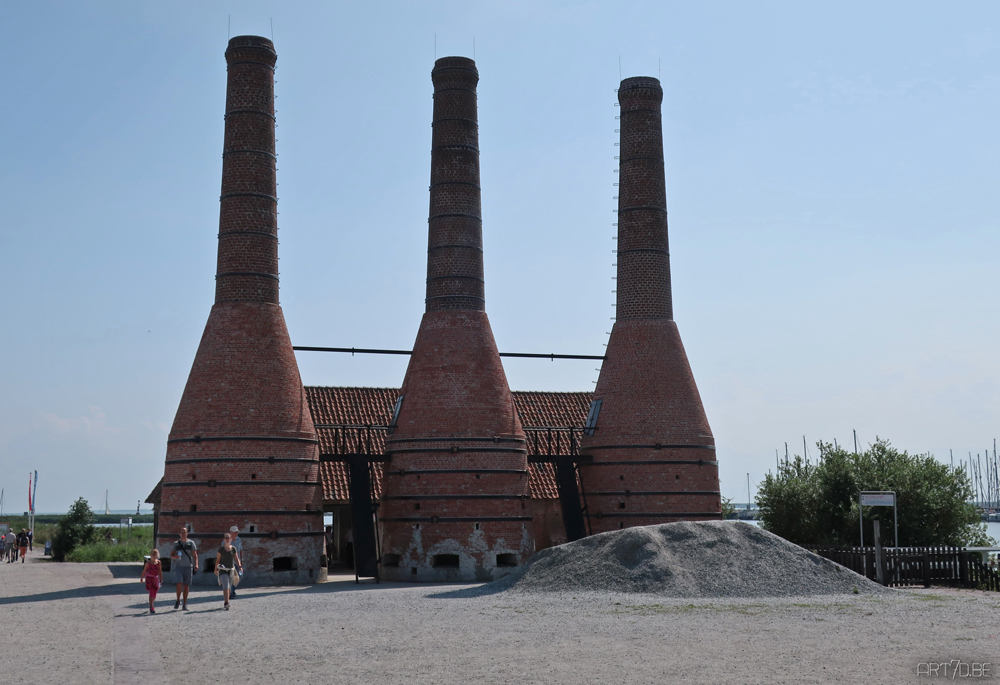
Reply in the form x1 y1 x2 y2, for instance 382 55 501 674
528 462 560 499
306 387 396 501
307 386 398 428
513 390 593 428
145 477 163 505
318 461 384 503
306 386 592 502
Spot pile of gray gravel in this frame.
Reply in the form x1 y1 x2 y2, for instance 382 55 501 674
493 520 885 598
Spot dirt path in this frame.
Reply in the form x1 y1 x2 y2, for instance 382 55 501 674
2 549 999 684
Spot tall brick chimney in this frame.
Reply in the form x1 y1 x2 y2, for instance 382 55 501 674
579 76 721 533
379 57 533 581
157 36 324 585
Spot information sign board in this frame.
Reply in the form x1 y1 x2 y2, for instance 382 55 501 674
859 491 899 549
860 493 895 507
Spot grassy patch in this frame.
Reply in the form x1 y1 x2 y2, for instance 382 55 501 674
0 519 59 545
65 541 149 563
64 526 154 563
613 603 701 615
784 601 856 610
610 599 865 617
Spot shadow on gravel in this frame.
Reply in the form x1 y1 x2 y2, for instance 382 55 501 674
107 564 143 579
0 582 144 606
0 569 447 607
428 574 520 599
427 584 509 599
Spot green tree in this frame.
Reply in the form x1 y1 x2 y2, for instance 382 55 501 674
51 497 97 561
757 438 992 547
756 455 825 544
721 496 737 520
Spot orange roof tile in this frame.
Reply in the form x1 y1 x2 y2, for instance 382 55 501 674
306 387 592 502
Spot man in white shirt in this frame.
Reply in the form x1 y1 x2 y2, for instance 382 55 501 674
4 531 15 563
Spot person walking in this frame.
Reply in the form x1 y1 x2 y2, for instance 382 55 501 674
140 549 163 613
0 532 6 563
4 530 15 563
171 528 198 610
214 533 243 610
228 526 242 598
17 530 28 563
27 529 32 552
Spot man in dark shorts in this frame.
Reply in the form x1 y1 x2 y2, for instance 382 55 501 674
171 528 198 610
17 530 28 563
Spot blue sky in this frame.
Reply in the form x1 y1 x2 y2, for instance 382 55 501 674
1 1 997 512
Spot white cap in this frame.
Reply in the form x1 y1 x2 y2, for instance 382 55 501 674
229 526 239 532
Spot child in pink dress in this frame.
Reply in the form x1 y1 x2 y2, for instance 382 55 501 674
140 549 162 614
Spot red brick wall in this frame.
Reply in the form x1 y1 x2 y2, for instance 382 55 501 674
157 36 323 585
532 498 568 550
580 76 720 532
379 58 534 581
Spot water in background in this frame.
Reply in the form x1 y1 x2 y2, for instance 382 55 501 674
985 522 1000 544
740 519 1000 546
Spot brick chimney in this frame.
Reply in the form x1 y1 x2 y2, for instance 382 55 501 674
157 36 324 585
379 57 533 581
579 76 721 533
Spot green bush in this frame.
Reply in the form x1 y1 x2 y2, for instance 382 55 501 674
51 498 97 561
757 438 994 548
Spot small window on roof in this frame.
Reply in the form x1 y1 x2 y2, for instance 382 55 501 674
388 395 404 434
583 399 603 437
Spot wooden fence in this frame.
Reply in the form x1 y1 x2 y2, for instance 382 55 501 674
812 546 1000 591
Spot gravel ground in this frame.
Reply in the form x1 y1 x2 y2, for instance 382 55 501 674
3 548 1000 684
488 521 887 597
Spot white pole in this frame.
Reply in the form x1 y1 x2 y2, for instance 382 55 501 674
859 493 864 549
873 519 884 586
893 493 899 548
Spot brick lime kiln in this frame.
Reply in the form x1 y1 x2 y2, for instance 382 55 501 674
156 36 325 585
579 76 721 532
378 57 534 581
